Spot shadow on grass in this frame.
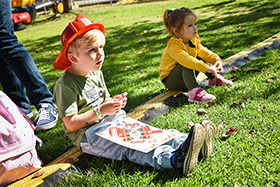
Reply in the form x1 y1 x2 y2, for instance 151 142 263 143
73 154 184 185
24 0 280 112
22 0 280 178
193 0 280 55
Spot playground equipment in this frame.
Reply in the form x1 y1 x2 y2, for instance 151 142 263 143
11 0 64 31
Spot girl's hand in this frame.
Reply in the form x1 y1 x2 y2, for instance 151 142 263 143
206 65 217 75
214 60 224 74
112 92 128 108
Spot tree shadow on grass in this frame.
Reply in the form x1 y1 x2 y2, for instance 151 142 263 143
73 155 185 186
20 0 280 112
193 0 280 56
20 0 280 173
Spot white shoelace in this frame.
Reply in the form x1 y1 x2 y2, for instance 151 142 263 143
37 107 50 121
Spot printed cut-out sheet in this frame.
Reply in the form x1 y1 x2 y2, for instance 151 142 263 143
96 117 177 153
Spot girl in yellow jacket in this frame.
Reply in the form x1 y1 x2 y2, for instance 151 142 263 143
159 7 233 103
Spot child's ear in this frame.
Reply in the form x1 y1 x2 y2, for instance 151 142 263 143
68 52 78 64
172 27 180 37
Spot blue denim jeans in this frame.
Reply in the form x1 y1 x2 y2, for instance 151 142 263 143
0 0 54 115
81 110 188 171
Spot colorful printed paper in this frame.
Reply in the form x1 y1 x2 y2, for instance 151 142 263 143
96 117 177 153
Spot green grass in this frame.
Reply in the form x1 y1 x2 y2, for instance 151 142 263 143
13 0 280 186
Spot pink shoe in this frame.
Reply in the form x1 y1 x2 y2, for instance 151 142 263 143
209 74 233 86
188 88 216 103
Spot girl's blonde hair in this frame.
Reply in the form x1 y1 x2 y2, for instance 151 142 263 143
68 29 105 55
163 7 197 37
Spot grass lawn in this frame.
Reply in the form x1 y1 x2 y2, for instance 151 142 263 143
13 0 280 186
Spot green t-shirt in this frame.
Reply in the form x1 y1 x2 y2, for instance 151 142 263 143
53 70 110 148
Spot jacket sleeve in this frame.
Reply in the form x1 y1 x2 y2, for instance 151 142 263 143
167 43 208 73
197 43 221 65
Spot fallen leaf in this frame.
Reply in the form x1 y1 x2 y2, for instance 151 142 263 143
222 127 236 138
249 129 255 135
206 100 215 107
242 95 248 100
110 57 115 61
241 102 245 109
264 70 269 74
269 76 277 79
216 124 224 133
186 122 194 128
230 77 237 82
267 79 273 82
267 76 277 82
32 171 44 179
211 100 216 103
232 67 239 71
243 67 258 72
197 108 207 115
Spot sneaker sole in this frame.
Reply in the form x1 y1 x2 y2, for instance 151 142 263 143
183 124 205 175
27 112 34 118
201 120 216 158
188 97 216 103
35 118 58 132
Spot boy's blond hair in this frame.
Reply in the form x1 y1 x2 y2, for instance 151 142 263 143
67 29 105 55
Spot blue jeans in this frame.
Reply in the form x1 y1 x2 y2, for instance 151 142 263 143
0 0 54 115
81 110 188 171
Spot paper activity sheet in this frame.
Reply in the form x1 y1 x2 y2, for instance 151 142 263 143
96 117 177 153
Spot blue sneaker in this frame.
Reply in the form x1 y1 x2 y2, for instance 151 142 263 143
33 104 58 132
200 120 216 158
171 123 205 175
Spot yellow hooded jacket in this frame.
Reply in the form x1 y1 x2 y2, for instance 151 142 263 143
159 35 221 81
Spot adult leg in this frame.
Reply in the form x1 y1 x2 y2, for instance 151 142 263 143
0 0 54 110
0 0 57 130
0 57 32 116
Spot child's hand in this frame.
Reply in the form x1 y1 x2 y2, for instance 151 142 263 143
112 92 128 108
99 99 122 116
206 65 217 75
214 60 223 74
